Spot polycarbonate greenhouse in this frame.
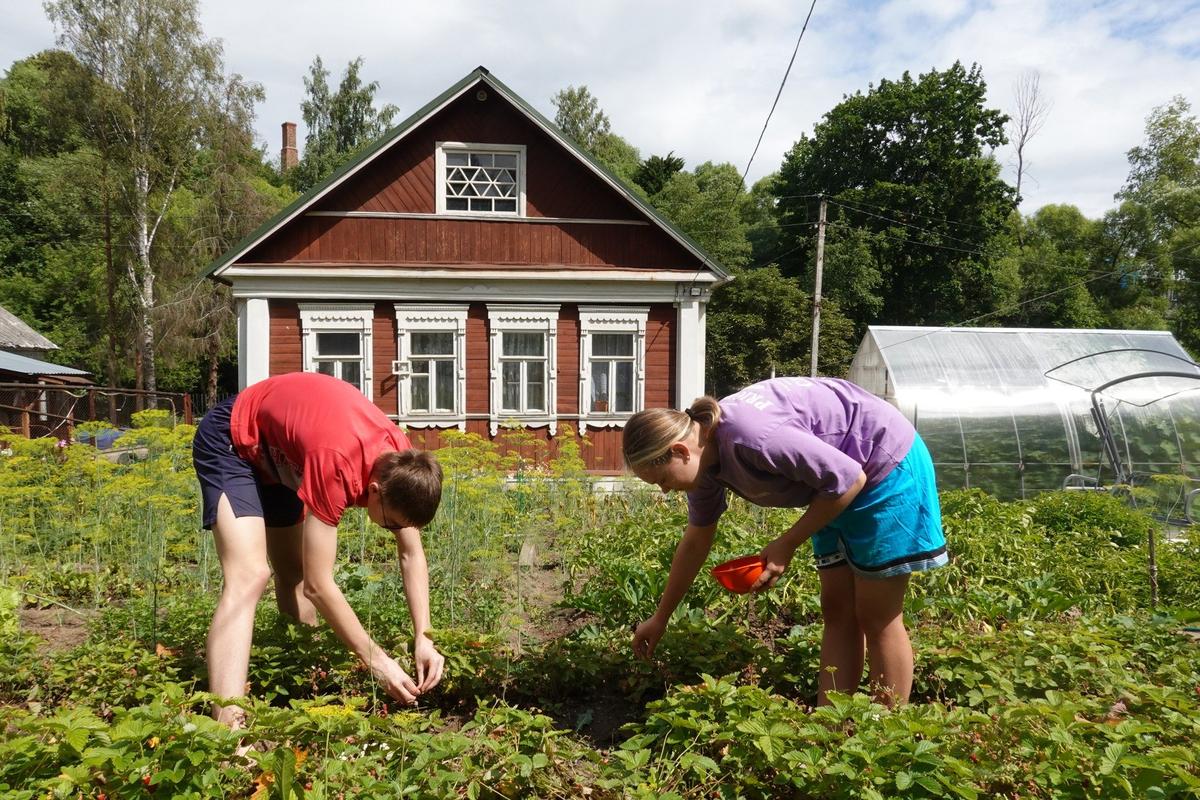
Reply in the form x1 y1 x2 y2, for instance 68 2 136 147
848 326 1200 501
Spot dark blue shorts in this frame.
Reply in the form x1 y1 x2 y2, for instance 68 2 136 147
192 396 304 529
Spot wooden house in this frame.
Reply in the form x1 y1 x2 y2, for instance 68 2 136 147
204 67 729 471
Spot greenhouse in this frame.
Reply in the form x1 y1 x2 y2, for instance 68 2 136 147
848 326 1200 501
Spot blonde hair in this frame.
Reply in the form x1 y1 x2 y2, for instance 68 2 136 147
372 450 443 527
622 396 722 469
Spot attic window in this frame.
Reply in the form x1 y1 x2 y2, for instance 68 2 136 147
436 142 525 216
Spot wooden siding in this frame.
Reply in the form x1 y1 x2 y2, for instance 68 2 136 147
313 88 643 221
405 424 625 475
466 304 490 414
239 86 707 272
372 302 398 417
265 299 676 472
269 301 302 375
242 216 700 270
557 305 580 412
646 304 677 408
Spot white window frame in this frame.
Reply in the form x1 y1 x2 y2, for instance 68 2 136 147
578 306 649 429
435 142 527 217
487 304 559 436
298 303 374 399
393 304 469 431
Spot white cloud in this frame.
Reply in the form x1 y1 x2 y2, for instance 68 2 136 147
3 0 1199 218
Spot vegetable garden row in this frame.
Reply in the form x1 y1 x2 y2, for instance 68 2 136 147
1 415 1198 798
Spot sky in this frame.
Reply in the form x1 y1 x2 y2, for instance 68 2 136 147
3 0 1200 218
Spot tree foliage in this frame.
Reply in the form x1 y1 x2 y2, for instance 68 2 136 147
776 62 1018 330
551 84 641 184
0 51 112 374
706 266 855 396
293 56 398 192
651 161 752 270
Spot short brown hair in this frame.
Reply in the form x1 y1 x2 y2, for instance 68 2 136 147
372 450 443 527
622 396 722 469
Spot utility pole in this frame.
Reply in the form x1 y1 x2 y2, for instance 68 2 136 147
810 196 827 377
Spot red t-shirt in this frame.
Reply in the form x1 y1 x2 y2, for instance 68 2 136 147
230 372 410 526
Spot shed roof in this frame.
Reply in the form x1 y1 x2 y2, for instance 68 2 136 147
0 306 57 351
0 349 90 377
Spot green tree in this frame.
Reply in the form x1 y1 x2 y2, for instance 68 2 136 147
1169 225 1200 353
706 266 856 395
775 62 1018 329
634 152 684 197
0 51 112 375
1112 96 1200 346
651 162 751 270
1118 96 1200 238
46 0 226 395
742 172 783 266
155 74 293 399
293 56 398 192
550 84 641 184
1004 205 1104 328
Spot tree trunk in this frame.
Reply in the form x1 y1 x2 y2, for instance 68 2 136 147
206 326 220 409
130 164 158 405
103 158 118 388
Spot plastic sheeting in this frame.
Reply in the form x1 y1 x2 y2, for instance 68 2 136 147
848 327 1200 500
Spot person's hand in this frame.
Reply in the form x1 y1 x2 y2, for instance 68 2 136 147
751 535 797 592
413 634 445 693
633 615 668 661
368 654 420 705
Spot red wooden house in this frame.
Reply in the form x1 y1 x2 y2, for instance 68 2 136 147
205 67 729 471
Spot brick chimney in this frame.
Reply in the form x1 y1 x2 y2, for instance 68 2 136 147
281 121 298 171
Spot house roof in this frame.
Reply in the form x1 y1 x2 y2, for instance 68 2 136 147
204 66 729 283
0 305 58 351
0 349 90 377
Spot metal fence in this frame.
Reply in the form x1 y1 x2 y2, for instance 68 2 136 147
0 383 193 440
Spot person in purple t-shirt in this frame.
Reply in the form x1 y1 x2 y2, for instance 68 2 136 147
623 377 948 706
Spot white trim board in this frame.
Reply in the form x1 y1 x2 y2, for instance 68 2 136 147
227 276 712 304
306 210 650 226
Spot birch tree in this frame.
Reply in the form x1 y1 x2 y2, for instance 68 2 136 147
45 0 221 395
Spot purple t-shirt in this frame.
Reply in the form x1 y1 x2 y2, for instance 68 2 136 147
687 377 916 527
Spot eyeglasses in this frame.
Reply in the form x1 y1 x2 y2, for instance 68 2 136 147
380 501 409 532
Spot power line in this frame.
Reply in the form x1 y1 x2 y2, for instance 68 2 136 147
875 237 1200 352
826 194 1005 236
824 198 997 250
739 0 819 189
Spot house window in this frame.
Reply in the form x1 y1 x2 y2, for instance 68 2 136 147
436 143 526 216
579 306 649 428
501 332 547 413
393 304 468 430
487 304 558 435
299 304 374 398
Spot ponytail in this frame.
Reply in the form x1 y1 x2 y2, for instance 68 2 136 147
622 396 721 469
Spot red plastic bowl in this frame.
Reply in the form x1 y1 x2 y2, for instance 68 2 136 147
710 555 764 594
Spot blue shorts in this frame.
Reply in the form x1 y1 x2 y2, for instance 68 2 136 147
811 433 948 579
192 396 304 530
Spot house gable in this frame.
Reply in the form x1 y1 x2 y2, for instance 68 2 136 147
212 67 727 280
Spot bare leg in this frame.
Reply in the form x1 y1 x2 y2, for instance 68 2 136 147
207 494 271 728
266 522 317 625
855 572 912 707
817 565 864 705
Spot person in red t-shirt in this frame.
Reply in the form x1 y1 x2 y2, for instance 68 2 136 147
192 371 445 726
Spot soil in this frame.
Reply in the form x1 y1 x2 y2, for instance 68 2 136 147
507 528 596 648
542 690 648 748
18 606 93 653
